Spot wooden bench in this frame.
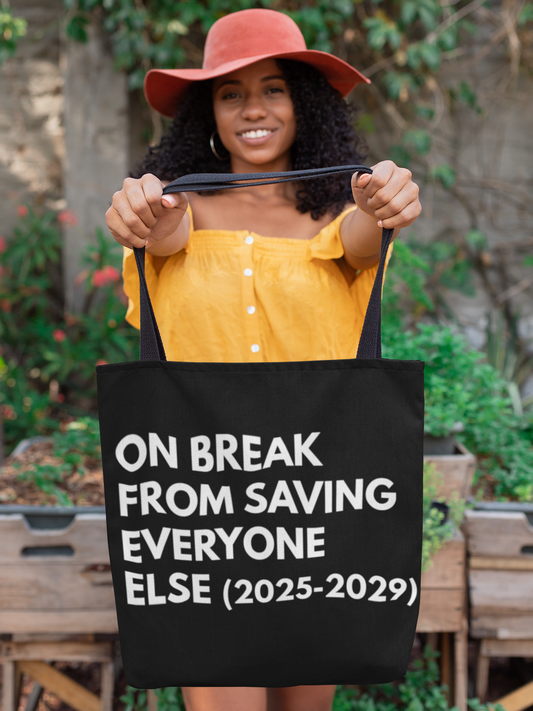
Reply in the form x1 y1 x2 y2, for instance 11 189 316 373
1 636 117 711
465 507 533 711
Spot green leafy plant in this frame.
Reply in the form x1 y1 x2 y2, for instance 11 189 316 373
14 462 72 507
0 359 59 449
383 324 480 438
0 5 27 64
333 643 505 710
11 416 101 505
120 686 185 711
0 205 138 454
381 239 435 333
383 324 533 501
51 416 101 469
120 686 148 711
484 311 533 416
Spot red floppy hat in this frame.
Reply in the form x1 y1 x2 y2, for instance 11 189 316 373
144 8 371 119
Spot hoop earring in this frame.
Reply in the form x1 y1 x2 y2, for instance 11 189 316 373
210 131 230 161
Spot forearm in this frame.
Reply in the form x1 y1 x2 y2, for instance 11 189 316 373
339 208 399 270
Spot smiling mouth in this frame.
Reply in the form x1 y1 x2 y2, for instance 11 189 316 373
238 129 276 139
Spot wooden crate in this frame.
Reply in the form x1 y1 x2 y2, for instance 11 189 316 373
418 528 466 632
0 511 118 633
416 528 468 711
424 442 476 502
465 509 533 639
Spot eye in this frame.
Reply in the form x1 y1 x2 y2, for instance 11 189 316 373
266 86 284 94
222 91 239 100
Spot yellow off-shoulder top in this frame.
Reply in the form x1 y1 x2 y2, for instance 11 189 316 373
122 204 393 363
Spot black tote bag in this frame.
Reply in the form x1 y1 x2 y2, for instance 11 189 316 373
96 165 424 689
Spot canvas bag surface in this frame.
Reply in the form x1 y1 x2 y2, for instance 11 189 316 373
96 165 425 689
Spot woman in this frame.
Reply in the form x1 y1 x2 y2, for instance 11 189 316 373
106 8 421 711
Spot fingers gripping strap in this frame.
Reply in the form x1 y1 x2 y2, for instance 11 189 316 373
132 165 389 361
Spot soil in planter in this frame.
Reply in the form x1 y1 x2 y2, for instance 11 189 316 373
0 439 104 507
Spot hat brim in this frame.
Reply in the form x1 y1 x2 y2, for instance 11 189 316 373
144 50 371 118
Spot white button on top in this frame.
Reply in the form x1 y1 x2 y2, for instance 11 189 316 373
245 235 254 245
251 344 260 353
244 268 253 277
247 305 256 315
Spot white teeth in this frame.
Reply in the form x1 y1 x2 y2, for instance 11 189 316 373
241 129 272 138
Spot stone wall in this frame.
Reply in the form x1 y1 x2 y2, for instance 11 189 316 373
0 0 65 232
3 2 131 311
62 19 128 311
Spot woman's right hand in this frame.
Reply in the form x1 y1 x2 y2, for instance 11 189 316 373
106 173 189 250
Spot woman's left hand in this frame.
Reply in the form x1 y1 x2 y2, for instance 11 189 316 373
351 160 421 230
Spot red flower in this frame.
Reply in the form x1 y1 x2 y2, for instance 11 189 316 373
53 329 67 343
103 265 120 282
91 269 105 286
1 299 11 312
56 393 66 403
57 210 78 226
17 205 28 217
0 236 7 253
96 359 108 366
2 405 16 420
92 265 121 287
92 270 106 287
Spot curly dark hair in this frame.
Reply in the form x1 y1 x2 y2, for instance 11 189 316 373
131 59 368 219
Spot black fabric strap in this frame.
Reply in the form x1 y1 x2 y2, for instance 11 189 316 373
133 246 167 362
132 165 391 361
162 165 373 194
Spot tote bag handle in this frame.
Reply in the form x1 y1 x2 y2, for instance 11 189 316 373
132 165 394 362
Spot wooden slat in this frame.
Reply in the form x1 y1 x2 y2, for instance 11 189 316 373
421 529 465 589
470 613 533 639
12 634 96 643
480 638 533 656
470 556 533 570
2 659 23 711
424 442 476 501
454 615 469 711
464 511 533 558
494 680 533 711
0 514 109 563
469 570 533 613
0 564 114 609
101 661 116 711
1 640 113 662
0 610 118 634
417 588 464 632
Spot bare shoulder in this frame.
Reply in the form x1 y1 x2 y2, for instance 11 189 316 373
340 201 357 217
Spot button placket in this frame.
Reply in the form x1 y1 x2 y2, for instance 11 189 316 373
239 233 262 361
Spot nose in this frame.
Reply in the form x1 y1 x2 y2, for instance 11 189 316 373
241 94 268 121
